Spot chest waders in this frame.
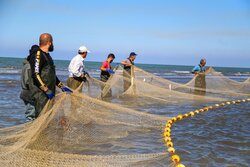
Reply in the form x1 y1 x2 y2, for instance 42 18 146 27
123 59 134 92
194 66 206 95
30 52 56 118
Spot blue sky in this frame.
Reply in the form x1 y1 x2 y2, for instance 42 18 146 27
0 0 250 67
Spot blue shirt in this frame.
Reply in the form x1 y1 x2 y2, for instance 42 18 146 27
192 64 206 73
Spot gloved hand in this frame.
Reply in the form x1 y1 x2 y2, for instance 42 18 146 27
106 68 115 74
61 86 73 93
83 71 90 77
45 90 55 100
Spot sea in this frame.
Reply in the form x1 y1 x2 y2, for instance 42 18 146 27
0 57 249 166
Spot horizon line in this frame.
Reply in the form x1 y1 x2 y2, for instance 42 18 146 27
0 56 249 69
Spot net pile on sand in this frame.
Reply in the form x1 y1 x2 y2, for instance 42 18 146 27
0 65 249 166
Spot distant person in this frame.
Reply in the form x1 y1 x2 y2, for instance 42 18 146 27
192 58 207 95
29 33 72 119
100 53 115 97
67 46 90 91
121 52 137 92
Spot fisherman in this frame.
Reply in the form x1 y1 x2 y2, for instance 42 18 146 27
29 33 72 118
121 52 137 92
192 58 207 95
100 53 115 97
67 46 90 91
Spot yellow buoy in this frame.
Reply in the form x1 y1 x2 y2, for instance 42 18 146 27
195 110 199 114
177 115 183 120
203 107 208 111
232 101 236 104
177 164 185 167
164 136 171 142
165 127 171 133
215 104 220 107
237 100 241 103
189 111 195 116
172 117 177 122
209 106 213 109
164 132 171 137
171 155 180 163
247 98 250 101
166 141 173 147
226 102 231 105
184 113 189 118
242 99 246 102
168 120 173 124
168 147 175 154
221 103 225 106
167 123 171 128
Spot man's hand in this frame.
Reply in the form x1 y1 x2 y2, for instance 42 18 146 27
45 90 55 100
61 86 73 93
106 68 115 74
83 71 90 77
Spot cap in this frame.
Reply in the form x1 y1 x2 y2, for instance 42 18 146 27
79 46 90 53
130 52 137 57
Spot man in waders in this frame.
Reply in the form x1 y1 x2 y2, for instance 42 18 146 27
192 58 207 95
100 53 115 97
121 52 137 92
29 33 72 118
67 46 90 91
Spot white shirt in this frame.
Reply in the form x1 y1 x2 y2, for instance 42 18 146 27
68 54 85 77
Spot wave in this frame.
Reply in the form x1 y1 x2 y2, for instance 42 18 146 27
0 68 21 74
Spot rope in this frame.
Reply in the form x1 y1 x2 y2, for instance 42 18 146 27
163 98 250 167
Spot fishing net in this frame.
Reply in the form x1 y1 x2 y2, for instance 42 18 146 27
129 66 250 97
82 66 226 107
0 65 249 166
0 92 173 167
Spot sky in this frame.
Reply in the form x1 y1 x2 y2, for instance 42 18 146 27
0 0 250 67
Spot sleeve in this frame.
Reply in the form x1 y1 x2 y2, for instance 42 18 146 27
56 76 63 88
123 59 130 67
102 61 108 68
192 65 199 73
29 50 46 88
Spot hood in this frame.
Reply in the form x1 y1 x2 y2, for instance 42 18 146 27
27 45 39 61
29 45 40 55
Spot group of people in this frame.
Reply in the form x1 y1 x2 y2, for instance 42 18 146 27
20 33 137 121
20 33 207 122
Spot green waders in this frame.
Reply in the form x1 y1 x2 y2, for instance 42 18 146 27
30 61 56 118
123 67 132 92
67 77 84 92
194 73 206 95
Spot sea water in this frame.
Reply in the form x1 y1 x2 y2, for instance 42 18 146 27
0 57 249 166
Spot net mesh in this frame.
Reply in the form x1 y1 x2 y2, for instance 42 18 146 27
0 65 249 166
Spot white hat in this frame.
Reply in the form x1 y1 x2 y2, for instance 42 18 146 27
79 46 90 53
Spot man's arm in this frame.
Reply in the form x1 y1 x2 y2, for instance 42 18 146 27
29 50 48 91
191 66 200 74
121 60 131 66
56 77 63 88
